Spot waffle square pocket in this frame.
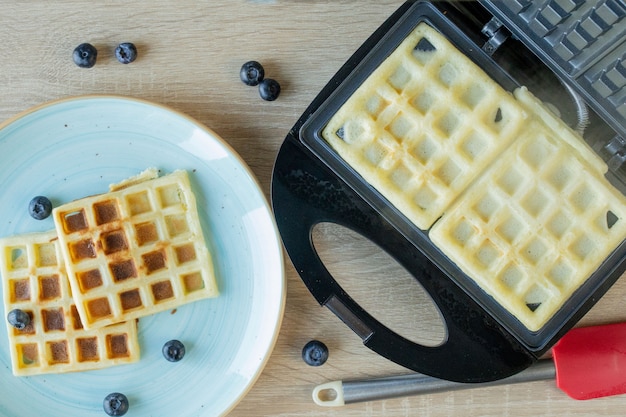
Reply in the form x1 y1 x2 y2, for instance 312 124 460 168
53 169 218 329
0 230 140 376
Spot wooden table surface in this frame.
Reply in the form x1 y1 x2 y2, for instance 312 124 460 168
2 1 626 416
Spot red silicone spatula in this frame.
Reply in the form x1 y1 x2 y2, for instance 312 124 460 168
313 322 626 407
553 322 626 400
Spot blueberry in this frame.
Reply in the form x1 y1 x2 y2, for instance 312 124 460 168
103 392 129 416
115 42 138 64
259 78 281 101
240 61 265 86
162 339 185 362
302 340 328 366
73 43 97 68
28 196 52 220
7 309 30 330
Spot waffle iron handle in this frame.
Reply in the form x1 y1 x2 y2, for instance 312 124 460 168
271 139 535 383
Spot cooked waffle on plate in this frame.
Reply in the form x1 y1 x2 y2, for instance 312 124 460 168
430 88 626 331
53 169 218 329
321 22 527 230
0 230 140 376
321 22 626 331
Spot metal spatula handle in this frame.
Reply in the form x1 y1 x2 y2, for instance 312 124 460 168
313 359 555 407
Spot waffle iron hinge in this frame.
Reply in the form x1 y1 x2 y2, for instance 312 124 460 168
589 132 626 195
481 17 511 55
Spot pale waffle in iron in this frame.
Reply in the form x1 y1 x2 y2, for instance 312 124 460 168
0 230 140 376
321 22 527 230
53 169 218 329
430 87 626 331
321 22 626 331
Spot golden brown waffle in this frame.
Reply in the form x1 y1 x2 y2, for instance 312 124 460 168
321 22 626 331
0 230 140 376
430 88 626 331
53 169 218 329
322 22 527 230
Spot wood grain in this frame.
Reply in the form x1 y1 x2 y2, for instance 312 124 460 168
1 1 625 416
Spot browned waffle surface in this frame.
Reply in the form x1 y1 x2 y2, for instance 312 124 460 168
53 169 218 329
0 230 140 376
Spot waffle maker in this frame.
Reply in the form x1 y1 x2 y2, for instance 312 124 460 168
271 0 626 383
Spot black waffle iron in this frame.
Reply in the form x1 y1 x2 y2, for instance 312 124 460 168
271 0 626 383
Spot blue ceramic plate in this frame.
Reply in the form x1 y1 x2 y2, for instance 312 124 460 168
0 96 285 416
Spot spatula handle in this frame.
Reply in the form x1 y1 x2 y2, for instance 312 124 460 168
313 359 556 407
